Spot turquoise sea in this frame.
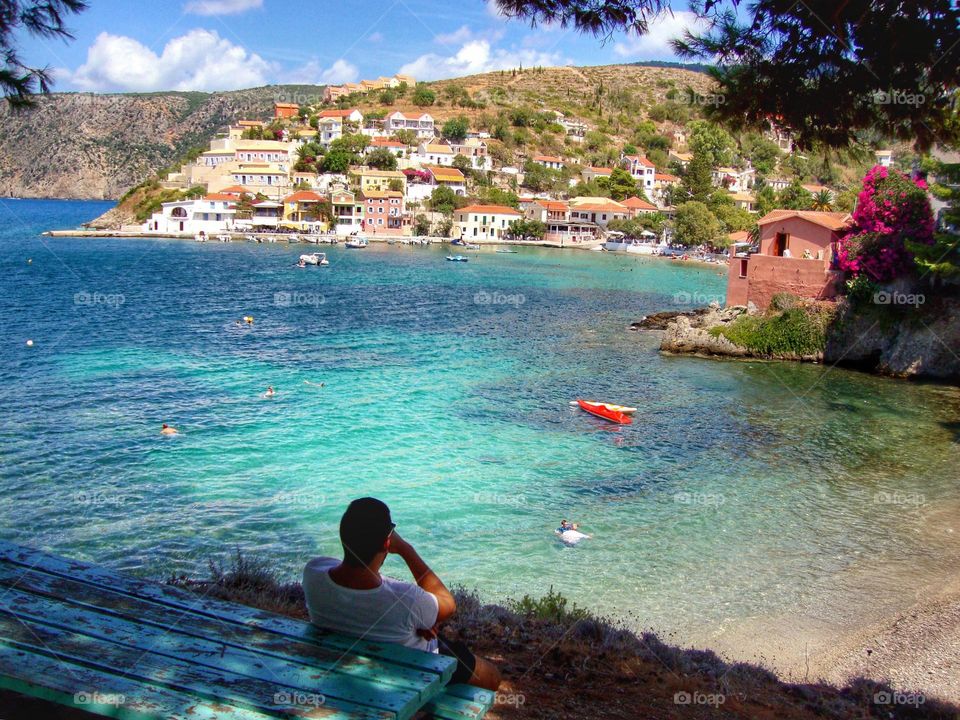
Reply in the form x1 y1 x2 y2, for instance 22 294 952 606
2 199 959 654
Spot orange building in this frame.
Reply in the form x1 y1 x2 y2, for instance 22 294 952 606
274 102 300 120
727 210 850 309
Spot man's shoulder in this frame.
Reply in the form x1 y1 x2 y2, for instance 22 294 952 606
303 556 338 578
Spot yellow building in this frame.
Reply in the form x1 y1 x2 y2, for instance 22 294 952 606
353 168 407 194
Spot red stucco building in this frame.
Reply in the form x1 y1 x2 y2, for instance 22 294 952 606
727 210 850 309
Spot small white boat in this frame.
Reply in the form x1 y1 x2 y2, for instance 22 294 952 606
194 233 207 243
299 252 329 266
345 237 368 249
287 234 301 244
244 235 256 243
464 243 480 250
446 255 469 262
217 234 231 243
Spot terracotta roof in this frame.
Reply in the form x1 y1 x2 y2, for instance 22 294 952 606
624 155 655 168
571 203 629 213
728 230 750 242
655 172 680 182
391 111 432 120
274 102 299 109
535 200 569 211
371 138 406 147
283 191 324 203
621 196 657 210
757 210 851 231
318 109 361 118
219 185 248 194
362 190 403 199
533 155 564 163
586 167 613 175
457 204 522 216
203 193 240 201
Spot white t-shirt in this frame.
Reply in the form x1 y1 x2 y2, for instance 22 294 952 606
302 557 440 652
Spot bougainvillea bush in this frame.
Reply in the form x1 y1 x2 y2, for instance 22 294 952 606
836 165 935 282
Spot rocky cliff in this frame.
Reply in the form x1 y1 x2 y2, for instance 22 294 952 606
0 85 323 200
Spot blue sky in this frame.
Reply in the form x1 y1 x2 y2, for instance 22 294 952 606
15 0 706 93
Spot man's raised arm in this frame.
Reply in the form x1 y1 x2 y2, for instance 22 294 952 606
388 533 456 622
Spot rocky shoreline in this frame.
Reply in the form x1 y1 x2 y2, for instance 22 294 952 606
634 297 960 382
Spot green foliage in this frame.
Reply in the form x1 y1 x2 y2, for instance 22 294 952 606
770 292 800 311
909 157 960 278
754 184 778 216
709 306 832 357
777 180 815 210
451 154 472 172
320 148 353 173
365 148 398 171
680 150 713 203
379 89 396 106
844 274 881 305
522 161 564 192
392 129 418 146
508 587 589 623
608 167 638 201
688 120 734 167
507 217 547 239
478 186 520 208
674 200 721 247
740 132 782 176
413 214 431 236
412 84 436 107
441 116 469 142
429 185 462 214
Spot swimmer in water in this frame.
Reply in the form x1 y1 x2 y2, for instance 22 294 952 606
555 519 571 534
161 424 178 435
264 386 275 398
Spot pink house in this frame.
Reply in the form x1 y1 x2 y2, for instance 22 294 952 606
727 210 850 309
361 190 405 235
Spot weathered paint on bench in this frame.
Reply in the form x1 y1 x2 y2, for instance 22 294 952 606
0 542 452 677
0 542 477 720
422 685 495 720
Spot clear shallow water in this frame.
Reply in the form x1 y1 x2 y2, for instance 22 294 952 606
2 199 959 647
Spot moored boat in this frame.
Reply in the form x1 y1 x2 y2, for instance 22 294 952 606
576 399 633 424
345 237 368 249
299 252 329 266
446 255 469 262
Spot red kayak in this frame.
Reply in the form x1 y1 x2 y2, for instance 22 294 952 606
577 399 633 425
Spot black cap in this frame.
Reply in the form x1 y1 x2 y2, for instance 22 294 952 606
340 497 395 566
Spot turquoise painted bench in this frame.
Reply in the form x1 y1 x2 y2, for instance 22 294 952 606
0 541 494 720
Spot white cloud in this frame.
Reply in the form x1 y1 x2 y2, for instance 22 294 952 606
184 0 262 15
67 29 274 92
486 0 507 20
612 11 707 60
435 25 474 45
287 58 359 85
399 39 571 81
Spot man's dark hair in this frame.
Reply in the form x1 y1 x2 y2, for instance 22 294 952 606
340 497 395 567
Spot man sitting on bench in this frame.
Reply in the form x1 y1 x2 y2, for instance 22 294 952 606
303 497 501 691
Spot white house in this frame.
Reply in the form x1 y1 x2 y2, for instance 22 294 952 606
386 111 435 139
453 204 522 241
532 155 565 171
621 154 656 193
713 166 755 193
415 142 456 166
317 109 364 145
145 194 237 235
875 149 893 167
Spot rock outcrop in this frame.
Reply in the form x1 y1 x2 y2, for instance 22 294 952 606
647 303 759 358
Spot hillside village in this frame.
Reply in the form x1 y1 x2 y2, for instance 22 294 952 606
121 65 901 251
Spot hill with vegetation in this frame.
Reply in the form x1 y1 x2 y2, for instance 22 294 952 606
0 85 322 199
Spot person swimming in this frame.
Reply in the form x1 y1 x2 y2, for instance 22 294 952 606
160 424 178 435
556 519 591 545
264 386 275 398
555 519 572 534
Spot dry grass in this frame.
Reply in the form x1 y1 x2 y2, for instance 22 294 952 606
168 552 960 720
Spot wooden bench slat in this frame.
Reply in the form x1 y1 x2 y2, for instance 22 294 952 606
0 542 453 678
0 563 440 702
0 585 422 719
420 685 495 720
0 612 393 719
0 641 281 720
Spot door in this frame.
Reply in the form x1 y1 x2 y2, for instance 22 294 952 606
773 232 788 256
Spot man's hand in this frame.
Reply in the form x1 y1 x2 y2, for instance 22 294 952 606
387 531 413 557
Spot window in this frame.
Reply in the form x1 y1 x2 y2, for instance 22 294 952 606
739 258 748 278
